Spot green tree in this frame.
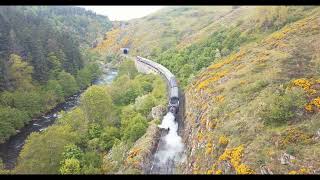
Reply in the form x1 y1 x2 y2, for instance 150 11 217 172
80 85 116 126
0 107 29 143
81 151 102 171
122 114 148 143
57 71 79 97
44 80 64 103
118 60 138 79
59 158 81 174
99 126 120 151
47 52 62 79
8 54 34 90
111 75 142 106
15 125 78 174
87 123 102 140
62 144 83 160
12 90 44 116
76 67 92 89
87 63 102 81
134 94 156 117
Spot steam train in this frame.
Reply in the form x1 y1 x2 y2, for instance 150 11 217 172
136 56 179 114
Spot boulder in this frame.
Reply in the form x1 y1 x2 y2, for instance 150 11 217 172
279 153 295 165
260 165 273 174
151 105 166 120
314 128 320 141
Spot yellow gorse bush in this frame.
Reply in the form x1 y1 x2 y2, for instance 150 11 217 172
292 78 320 112
218 145 255 174
215 169 223 174
311 97 320 108
288 168 310 174
205 143 214 155
196 70 229 91
279 127 313 148
292 78 316 94
218 135 229 146
125 148 142 169
215 95 225 103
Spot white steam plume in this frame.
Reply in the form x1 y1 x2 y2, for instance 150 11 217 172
155 112 184 165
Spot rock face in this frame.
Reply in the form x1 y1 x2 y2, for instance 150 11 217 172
102 120 161 174
280 153 296 165
260 165 273 174
123 120 161 173
151 105 166 120
314 129 320 141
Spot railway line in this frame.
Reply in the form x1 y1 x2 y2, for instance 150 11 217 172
131 55 184 174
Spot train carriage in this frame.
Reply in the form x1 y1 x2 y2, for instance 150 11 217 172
136 56 180 114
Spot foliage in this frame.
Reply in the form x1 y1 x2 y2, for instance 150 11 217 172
57 71 79 97
259 88 307 125
99 126 121 151
217 145 255 174
59 158 81 174
8 54 34 90
121 114 148 143
80 85 116 126
118 60 138 79
62 144 84 160
15 125 78 174
134 94 156 117
111 75 142 106
0 106 29 143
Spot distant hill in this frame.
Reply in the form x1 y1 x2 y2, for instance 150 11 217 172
94 6 244 56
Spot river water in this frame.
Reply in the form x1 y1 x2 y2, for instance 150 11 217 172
0 67 118 169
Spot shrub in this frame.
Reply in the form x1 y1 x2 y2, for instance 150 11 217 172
122 114 148 143
259 88 306 125
99 126 121 151
62 144 83 160
0 107 29 143
60 158 81 174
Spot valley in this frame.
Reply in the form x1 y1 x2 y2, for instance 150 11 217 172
0 6 319 174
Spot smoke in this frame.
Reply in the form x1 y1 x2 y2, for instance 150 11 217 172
154 112 184 165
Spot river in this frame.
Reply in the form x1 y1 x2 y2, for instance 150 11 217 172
0 67 118 170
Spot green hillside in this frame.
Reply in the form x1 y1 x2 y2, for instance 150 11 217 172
0 6 110 144
94 6 320 174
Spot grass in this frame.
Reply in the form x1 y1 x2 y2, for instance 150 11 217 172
180 10 320 174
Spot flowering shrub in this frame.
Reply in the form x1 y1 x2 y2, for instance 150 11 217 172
288 168 310 174
196 70 229 91
218 136 229 146
279 127 313 148
205 143 214 155
291 78 320 112
292 78 316 95
218 145 255 174
215 169 223 174
215 96 225 103
311 97 320 108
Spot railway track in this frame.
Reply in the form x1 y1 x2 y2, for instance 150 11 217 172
121 53 184 174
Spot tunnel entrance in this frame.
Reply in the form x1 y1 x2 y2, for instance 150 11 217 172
123 48 129 54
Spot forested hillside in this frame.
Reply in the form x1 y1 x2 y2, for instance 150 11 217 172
0 6 110 143
11 60 167 174
12 6 112 49
1 5 319 174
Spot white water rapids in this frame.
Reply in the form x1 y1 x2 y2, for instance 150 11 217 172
150 112 185 173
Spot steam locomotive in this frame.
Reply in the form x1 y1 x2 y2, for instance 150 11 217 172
136 56 179 114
